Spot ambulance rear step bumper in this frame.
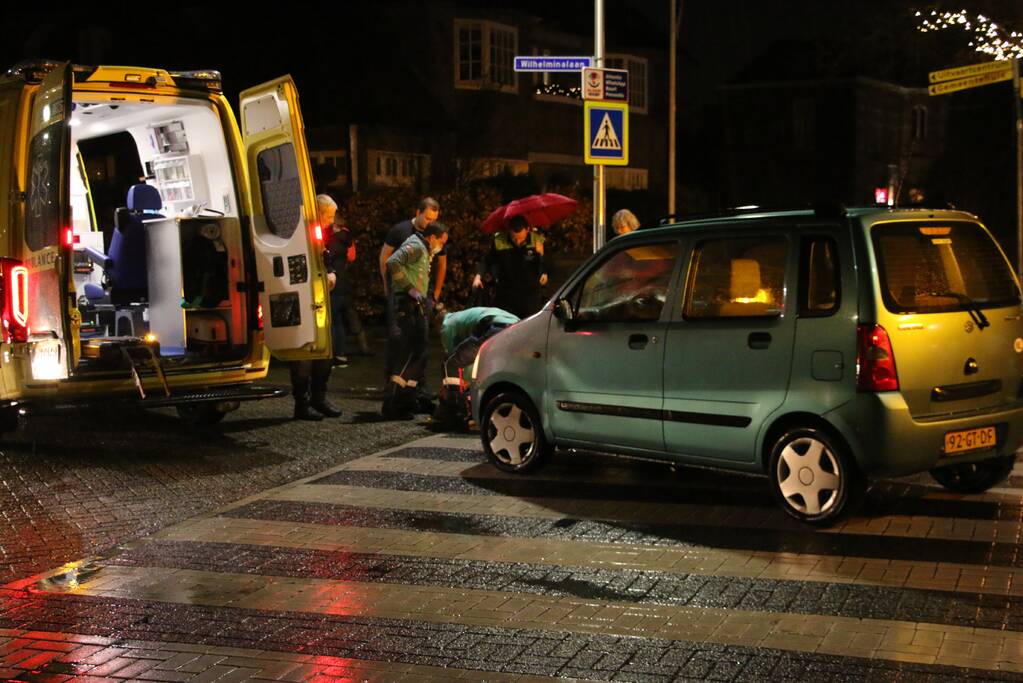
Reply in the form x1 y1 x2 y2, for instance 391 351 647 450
134 384 288 408
19 384 288 413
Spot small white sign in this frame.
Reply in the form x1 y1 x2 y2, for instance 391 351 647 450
583 68 604 100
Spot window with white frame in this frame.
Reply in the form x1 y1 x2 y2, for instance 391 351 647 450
605 54 648 112
458 157 529 180
455 19 518 93
368 150 428 187
533 50 583 101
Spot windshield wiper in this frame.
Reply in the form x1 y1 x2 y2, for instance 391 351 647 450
927 290 990 329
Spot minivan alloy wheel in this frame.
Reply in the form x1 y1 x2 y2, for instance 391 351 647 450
768 427 863 524
488 402 536 466
776 436 840 515
481 391 552 473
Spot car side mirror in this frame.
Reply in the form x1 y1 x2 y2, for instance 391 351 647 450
553 298 574 321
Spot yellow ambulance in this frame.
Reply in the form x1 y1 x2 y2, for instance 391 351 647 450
0 60 332 428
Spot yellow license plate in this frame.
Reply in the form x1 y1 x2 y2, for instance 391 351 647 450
943 426 997 454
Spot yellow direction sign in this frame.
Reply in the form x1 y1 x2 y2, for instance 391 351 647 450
929 60 1012 84
928 69 1014 96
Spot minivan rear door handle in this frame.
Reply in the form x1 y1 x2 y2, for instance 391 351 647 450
748 332 772 349
628 334 649 349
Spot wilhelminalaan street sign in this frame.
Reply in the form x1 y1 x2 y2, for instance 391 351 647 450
928 70 1015 96
929 60 1012 84
514 56 592 72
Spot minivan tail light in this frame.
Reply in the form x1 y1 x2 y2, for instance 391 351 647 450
1 260 29 343
256 303 264 331
856 323 898 392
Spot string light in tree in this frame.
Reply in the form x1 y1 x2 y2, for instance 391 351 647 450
534 83 582 98
915 9 1023 60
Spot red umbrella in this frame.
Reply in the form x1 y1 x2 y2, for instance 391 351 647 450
481 193 578 234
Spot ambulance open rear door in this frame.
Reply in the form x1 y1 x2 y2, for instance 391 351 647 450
239 76 331 361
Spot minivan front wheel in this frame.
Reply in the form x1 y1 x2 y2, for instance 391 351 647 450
929 454 1015 494
481 392 551 473
768 427 863 525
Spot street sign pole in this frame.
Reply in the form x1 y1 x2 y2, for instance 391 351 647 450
593 0 606 253
1015 57 1023 282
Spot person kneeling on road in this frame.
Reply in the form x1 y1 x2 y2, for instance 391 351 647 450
382 221 449 420
431 306 519 431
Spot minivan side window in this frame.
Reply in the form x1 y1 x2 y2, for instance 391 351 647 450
256 143 301 239
25 121 64 251
684 236 788 318
800 237 840 316
570 242 679 323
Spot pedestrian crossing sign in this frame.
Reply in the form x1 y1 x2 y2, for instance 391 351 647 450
584 101 629 165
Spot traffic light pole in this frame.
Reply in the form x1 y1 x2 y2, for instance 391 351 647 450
593 0 606 253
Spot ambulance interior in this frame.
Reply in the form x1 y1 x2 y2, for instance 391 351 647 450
68 96 250 369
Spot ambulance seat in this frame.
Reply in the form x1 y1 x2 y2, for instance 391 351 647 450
77 283 114 339
84 184 163 306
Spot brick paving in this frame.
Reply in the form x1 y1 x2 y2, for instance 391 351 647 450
97 539 1023 631
0 358 428 584
0 597 1014 681
2 403 1023 680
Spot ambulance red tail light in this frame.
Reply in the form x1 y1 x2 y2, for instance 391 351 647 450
1 259 29 343
257 303 264 331
856 323 898 392
313 224 323 242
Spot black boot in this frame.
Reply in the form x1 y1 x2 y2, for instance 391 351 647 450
294 397 323 421
311 392 342 418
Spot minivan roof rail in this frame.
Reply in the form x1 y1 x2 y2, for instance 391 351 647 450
654 203 850 227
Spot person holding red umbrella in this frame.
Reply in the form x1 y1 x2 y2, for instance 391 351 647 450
472 215 549 319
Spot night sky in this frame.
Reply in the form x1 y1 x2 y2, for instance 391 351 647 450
6 1 1020 119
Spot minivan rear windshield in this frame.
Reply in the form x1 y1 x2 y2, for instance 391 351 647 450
872 221 1020 314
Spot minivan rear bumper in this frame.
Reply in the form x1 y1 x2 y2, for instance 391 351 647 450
826 392 1023 476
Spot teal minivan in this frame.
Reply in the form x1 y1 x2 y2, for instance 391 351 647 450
471 207 1023 523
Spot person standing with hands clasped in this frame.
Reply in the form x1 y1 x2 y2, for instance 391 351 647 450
382 221 449 420
472 215 548 319
380 198 445 408
291 195 343 421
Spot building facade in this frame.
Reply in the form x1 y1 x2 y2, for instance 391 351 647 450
719 77 947 207
310 1 667 197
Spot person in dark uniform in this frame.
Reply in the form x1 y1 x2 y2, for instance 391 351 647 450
291 195 342 421
382 221 449 420
472 215 549 319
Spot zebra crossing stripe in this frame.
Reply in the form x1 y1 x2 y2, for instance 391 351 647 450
23 563 1023 673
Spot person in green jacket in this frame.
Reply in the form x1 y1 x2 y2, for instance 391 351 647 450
382 221 449 420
